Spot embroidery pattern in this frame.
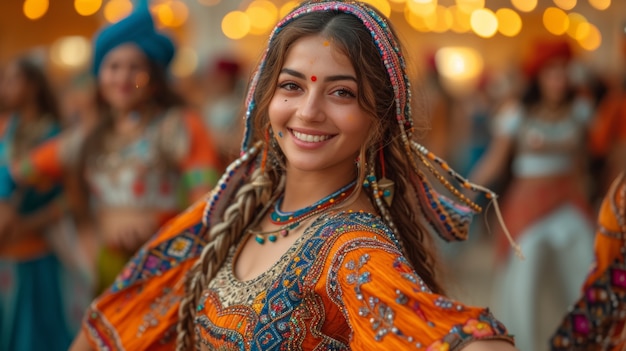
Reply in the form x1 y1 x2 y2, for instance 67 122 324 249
196 212 387 350
330 235 508 349
111 222 206 292
551 177 626 350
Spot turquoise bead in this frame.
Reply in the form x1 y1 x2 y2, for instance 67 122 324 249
255 236 265 244
268 235 277 242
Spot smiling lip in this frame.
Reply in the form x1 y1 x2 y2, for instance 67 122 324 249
288 128 335 148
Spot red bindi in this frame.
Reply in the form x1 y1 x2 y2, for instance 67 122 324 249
311 75 317 82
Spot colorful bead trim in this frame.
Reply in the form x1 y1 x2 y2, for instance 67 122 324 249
270 180 356 224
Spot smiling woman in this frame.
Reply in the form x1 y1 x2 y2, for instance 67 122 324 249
70 1 517 350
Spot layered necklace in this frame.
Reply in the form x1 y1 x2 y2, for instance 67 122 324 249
249 180 356 244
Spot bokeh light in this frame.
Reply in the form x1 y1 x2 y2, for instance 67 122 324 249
155 1 189 28
543 7 569 35
23 0 49 20
245 0 278 35
511 0 537 12
424 5 452 33
588 0 610 10
279 1 299 18
404 6 429 32
449 5 471 33
50 36 92 69
222 11 250 39
75 0 102 16
407 0 437 17
104 0 133 23
471 8 498 38
553 0 577 10
435 46 484 94
361 0 391 17
496 8 522 37
456 0 484 14
566 12 588 38
577 22 601 50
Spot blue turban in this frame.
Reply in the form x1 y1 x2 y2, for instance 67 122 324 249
92 3 175 75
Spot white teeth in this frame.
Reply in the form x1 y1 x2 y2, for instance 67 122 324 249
292 130 331 143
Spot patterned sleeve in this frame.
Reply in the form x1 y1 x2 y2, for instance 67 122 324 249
323 231 514 350
551 173 626 350
159 108 221 199
84 200 208 351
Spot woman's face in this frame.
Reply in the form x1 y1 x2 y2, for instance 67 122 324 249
538 58 569 104
268 35 372 175
0 62 29 110
98 44 153 113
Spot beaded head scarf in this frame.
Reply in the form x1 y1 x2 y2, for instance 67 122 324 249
202 0 522 257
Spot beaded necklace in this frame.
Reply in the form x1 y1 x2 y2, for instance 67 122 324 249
270 180 356 224
250 180 356 244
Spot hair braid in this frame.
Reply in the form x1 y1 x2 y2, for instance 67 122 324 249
176 167 274 350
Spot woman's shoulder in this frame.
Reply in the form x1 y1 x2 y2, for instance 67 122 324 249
313 211 396 242
301 211 402 261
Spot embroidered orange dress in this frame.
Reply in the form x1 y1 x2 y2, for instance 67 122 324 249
84 202 513 350
552 173 626 350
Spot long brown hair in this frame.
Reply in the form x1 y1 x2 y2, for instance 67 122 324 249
12 58 61 122
176 7 443 350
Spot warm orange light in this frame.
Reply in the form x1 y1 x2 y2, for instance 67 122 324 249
404 6 429 31
471 8 498 38
456 0 484 14
155 1 188 28
577 22 601 50
361 0 391 17
589 0 611 10
511 0 537 12
222 11 250 40
496 8 522 37
24 0 49 20
449 5 471 33
75 0 102 16
407 0 437 17
50 36 92 69
245 0 278 35
424 5 452 33
553 0 577 10
104 0 133 23
566 12 587 38
279 1 299 18
389 0 406 12
543 7 569 35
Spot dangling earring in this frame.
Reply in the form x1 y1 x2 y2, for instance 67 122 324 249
252 126 272 203
378 142 395 206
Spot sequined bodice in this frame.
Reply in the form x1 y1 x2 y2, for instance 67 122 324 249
195 211 391 350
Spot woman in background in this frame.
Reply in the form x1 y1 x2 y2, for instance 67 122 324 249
469 39 595 350
0 4 221 294
551 171 626 350
0 56 85 351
